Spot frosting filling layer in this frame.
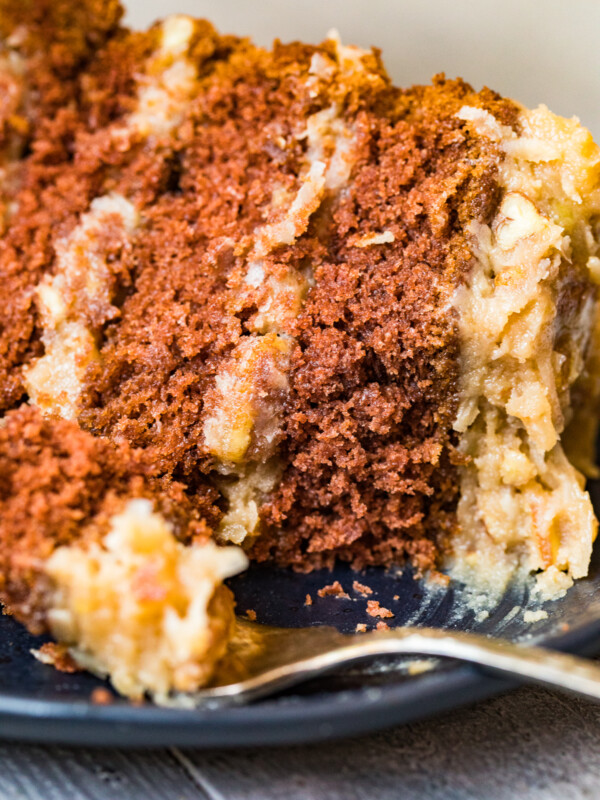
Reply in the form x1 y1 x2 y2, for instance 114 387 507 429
452 104 600 595
46 498 247 700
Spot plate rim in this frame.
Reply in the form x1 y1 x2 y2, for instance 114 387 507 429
1 608 600 748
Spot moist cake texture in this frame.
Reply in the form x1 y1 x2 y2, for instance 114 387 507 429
1 0 600 699
0 405 247 698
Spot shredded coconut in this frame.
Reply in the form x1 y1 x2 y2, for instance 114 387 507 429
451 104 600 595
0 43 26 231
45 499 248 700
24 195 139 419
119 16 199 141
351 231 395 247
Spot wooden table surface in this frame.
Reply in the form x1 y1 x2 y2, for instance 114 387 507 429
1 684 599 799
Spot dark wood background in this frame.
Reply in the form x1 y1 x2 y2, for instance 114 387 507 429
2 684 598 799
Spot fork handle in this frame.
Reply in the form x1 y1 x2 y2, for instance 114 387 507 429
334 627 600 700
200 625 600 706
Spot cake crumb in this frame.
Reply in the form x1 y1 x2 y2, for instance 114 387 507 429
366 600 394 619
245 609 257 621
355 623 367 633
305 594 313 606
407 659 434 676
376 621 390 631
91 687 114 705
31 643 80 673
367 600 394 619
318 581 349 599
393 595 399 601
429 570 451 587
352 580 373 596
523 609 548 623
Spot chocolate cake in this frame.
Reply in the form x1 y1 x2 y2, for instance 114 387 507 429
1 0 600 699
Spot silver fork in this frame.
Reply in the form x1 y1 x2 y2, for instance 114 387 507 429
188 618 600 707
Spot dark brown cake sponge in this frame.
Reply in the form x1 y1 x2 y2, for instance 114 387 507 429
253 78 519 570
0 0 123 69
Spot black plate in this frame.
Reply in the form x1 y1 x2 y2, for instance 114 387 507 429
1 483 600 748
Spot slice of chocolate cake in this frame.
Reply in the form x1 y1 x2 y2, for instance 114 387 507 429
1 0 600 699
